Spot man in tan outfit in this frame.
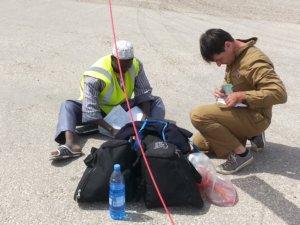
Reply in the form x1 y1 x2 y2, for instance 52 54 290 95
190 29 287 175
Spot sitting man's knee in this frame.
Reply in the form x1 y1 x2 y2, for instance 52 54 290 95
61 100 77 111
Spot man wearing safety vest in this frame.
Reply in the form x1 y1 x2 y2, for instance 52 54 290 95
51 40 165 160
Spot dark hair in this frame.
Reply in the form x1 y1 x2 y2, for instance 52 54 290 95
199 29 234 63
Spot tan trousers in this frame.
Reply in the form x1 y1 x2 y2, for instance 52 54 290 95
190 104 270 157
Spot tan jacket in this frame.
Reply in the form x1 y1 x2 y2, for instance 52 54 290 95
224 38 287 120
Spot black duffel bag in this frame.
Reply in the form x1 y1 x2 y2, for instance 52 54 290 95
74 139 138 203
140 135 204 209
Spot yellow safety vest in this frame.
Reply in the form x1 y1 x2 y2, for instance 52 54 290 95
79 55 139 114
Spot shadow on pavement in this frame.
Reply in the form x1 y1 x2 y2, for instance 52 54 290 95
50 153 86 167
78 200 208 220
232 142 300 225
78 201 154 222
78 132 111 148
232 175 299 225
237 142 300 180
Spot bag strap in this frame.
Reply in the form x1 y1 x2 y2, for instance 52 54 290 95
134 119 168 150
189 139 201 153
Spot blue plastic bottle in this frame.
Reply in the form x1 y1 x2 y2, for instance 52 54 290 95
109 164 126 220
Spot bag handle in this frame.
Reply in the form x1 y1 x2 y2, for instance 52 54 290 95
134 119 169 150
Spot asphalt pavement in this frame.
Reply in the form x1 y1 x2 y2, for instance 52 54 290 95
0 0 299 224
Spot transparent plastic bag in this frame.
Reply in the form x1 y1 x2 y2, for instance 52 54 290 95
188 152 238 206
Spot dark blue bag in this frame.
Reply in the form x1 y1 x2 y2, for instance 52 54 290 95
115 119 193 154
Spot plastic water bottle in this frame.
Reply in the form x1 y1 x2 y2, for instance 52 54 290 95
109 164 126 220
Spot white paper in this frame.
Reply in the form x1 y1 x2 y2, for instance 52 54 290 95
101 105 143 130
216 98 248 108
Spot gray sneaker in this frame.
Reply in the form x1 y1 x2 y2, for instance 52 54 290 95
250 132 266 151
216 151 254 175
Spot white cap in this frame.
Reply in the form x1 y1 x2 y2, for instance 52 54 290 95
112 40 134 60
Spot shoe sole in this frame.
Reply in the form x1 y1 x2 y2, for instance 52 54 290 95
49 153 81 161
217 156 254 175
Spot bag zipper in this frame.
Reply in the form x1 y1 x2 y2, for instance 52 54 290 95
75 167 96 202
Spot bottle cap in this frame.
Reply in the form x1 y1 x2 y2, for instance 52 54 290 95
114 164 121 171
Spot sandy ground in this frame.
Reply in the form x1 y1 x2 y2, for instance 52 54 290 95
0 0 299 224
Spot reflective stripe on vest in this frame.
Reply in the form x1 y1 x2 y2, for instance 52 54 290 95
79 55 139 114
87 67 114 104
